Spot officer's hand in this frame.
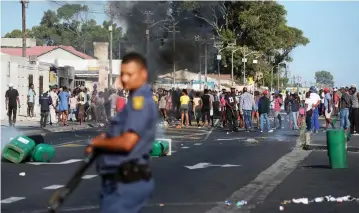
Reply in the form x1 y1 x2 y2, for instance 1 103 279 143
91 133 107 147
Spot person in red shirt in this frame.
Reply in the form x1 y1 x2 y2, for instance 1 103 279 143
116 90 126 113
333 88 339 116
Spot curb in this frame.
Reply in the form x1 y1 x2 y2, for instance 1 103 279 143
303 144 359 153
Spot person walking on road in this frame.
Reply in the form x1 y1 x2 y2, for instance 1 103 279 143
179 89 190 127
309 86 321 133
87 52 156 213
5 83 20 126
304 91 313 132
58 86 70 126
49 85 58 125
240 87 254 132
323 88 335 130
225 88 238 132
273 93 283 129
258 90 273 133
27 83 36 118
201 89 212 128
39 91 52 128
339 87 351 131
349 85 359 134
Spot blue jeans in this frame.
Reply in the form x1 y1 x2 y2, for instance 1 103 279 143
243 110 252 130
311 107 320 131
340 108 350 129
69 109 76 120
260 113 271 131
292 111 299 129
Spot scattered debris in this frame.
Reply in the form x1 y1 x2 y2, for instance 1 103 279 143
236 200 247 207
19 172 25 176
280 195 358 208
245 138 259 143
159 203 164 207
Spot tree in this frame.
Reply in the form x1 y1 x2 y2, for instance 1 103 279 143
4 4 123 58
180 1 309 83
315 70 334 87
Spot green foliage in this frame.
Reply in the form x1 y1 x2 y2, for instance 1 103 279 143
180 1 309 82
4 4 122 58
315 70 334 87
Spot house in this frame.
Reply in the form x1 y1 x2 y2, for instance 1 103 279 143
1 45 94 89
1 39 121 91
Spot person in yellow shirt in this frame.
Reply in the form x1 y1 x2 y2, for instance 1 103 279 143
180 89 190 127
152 91 158 104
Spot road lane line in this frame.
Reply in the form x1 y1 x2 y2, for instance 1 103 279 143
43 185 64 190
27 159 82 165
1 197 26 204
82 175 97 179
194 143 202 145
205 148 312 213
181 146 190 149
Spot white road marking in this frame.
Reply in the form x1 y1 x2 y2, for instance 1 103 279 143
27 159 82 165
43 185 64 190
181 146 190 149
194 143 202 145
206 148 312 213
216 137 246 141
82 175 97 179
1 197 26 204
185 163 241 170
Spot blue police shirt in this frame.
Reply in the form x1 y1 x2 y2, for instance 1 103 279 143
97 84 158 175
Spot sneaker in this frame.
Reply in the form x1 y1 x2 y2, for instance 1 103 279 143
260 130 263 133
268 129 273 133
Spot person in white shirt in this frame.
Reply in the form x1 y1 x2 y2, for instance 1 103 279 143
49 86 58 124
309 86 321 132
304 91 313 131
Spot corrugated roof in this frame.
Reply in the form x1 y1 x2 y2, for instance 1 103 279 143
0 45 93 59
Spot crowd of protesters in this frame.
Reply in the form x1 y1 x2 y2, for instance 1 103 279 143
151 85 359 134
5 82 358 135
38 84 127 127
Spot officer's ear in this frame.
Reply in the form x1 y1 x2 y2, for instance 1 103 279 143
141 68 148 81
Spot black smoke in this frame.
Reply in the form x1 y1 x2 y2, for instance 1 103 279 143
109 1 218 83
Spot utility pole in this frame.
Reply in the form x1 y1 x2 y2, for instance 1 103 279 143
108 15 113 88
167 22 180 86
21 0 28 57
143 11 154 59
204 43 208 87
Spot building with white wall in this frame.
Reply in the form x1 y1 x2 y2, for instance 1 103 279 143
0 53 50 120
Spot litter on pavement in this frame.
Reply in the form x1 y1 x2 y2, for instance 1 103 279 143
280 195 358 206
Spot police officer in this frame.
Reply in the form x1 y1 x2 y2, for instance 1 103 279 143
88 52 158 213
225 87 238 132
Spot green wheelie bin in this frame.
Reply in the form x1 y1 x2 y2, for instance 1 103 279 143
2 136 36 163
32 143 55 162
326 129 347 169
150 140 169 157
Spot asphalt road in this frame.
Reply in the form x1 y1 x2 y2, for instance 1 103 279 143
3 118 357 213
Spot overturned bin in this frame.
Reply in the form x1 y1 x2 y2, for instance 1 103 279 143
32 144 55 162
2 136 36 163
150 139 172 157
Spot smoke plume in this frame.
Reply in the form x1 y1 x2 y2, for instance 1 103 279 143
109 1 217 82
